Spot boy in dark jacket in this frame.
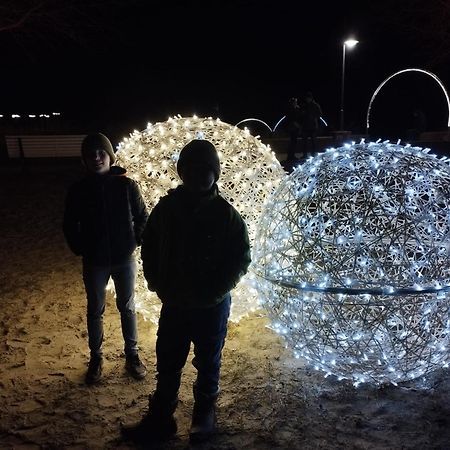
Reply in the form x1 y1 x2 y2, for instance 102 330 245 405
122 139 251 444
63 133 148 385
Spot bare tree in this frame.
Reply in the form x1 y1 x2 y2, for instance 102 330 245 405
0 1 46 32
0 0 137 58
371 0 450 67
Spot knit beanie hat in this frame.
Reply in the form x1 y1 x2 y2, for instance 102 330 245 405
81 133 116 164
177 139 221 182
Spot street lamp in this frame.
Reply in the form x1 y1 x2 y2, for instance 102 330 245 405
340 39 358 131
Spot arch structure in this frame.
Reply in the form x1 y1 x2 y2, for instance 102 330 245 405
366 68 450 134
235 118 273 132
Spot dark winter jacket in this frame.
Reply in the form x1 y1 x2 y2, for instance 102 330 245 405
301 100 322 131
285 102 302 134
141 185 251 309
63 166 148 265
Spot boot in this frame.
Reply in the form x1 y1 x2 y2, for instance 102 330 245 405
121 393 178 444
189 386 219 444
85 356 103 385
125 353 147 380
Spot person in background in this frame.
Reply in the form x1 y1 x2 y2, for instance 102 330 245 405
406 107 427 141
122 139 251 445
63 133 148 385
285 96 303 161
300 91 322 157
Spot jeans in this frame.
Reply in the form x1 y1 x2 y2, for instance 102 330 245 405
154 294 231 401
82 259 138 358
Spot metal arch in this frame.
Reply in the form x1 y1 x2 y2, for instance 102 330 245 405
272 115 328 133
235 118 273 132
272 115 286 133
366 68 450 134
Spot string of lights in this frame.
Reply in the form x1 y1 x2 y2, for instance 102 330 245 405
253 141 450 385
0 112 61 119
114 115 287 323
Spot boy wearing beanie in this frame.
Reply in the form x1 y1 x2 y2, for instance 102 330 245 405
63 133 148 385
122 139 251 444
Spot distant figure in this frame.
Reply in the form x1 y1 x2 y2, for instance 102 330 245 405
300 91 322 157
122 139 251 445
285 97 302 161
406 108 427 141
211 102 221 118
63 133 148 385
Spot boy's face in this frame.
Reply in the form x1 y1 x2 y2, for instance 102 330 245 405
84 149 111 175
181 163 215 193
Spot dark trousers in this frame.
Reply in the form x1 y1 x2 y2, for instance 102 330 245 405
82 259 138 358
287 130 300 160
154 294 231 401
302 128 318 154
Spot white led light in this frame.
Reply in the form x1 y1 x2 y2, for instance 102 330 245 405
114 115 287 323
253 141 450 385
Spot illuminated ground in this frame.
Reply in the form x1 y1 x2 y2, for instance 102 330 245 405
0 162 449 449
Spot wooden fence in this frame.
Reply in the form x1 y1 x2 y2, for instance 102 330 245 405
5 135 86 159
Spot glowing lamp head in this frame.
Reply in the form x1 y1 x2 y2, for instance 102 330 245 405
344 39 359 48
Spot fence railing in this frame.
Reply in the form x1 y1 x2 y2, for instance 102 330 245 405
5 135 86 159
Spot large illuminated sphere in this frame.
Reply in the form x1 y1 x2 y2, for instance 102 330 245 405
115 115 286 322
253 141 450 385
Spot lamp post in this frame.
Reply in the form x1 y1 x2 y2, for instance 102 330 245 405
340 39 358 131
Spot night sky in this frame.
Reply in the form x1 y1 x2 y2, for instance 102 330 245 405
0 0 448 143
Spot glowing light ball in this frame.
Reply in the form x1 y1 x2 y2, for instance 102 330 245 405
253 141 450 385
115 115 287 323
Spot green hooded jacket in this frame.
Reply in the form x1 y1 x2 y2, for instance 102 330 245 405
141 185 251 309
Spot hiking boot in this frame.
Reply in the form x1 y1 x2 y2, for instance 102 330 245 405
125 354 147 380
85 356 103 385
189 387 219 443
121 395 178 443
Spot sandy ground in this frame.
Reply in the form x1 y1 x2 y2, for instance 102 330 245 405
1 162 450 450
